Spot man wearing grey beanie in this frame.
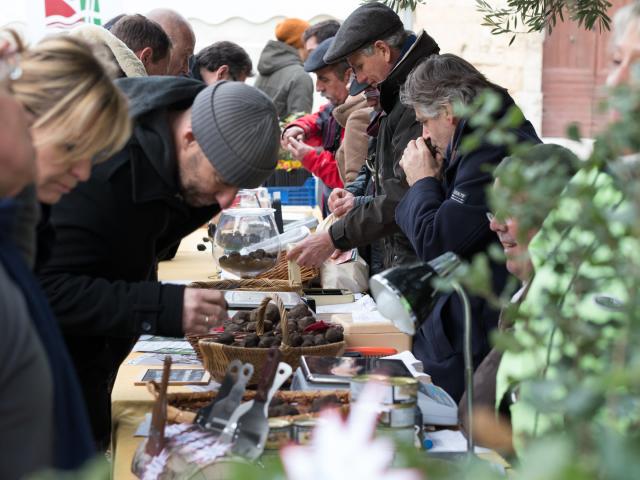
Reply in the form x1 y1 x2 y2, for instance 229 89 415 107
36 76 279 449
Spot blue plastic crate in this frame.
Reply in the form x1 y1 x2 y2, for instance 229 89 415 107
267 177 317 206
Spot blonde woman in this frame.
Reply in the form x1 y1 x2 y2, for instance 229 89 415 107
8 34 131 270
0 32 131 474
11 34 131 205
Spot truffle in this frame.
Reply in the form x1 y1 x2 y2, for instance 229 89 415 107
289 333 304 347
325 327 344 343
232 311 251 325
288 303 311 319
297 316 315 331
258 337 276 348
216 332 235 345
243 333 259 348
264 303 281 323
224 323 241 334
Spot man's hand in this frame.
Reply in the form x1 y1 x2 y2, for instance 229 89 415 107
285 136 317 162
287 231 336 268
281 126 305 149
182 288 229 335
399 137 443 186
328 188 355 217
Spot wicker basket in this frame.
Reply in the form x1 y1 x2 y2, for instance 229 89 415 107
189 278 303 293
146 382 350 424
256 251 319 282
199 294 345 384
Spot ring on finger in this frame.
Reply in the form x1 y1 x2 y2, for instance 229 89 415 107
204 315 210 324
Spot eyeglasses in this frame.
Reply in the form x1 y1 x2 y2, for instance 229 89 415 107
486 212 495 223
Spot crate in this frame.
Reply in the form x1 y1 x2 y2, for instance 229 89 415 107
264 168 311 187
267 176 317 206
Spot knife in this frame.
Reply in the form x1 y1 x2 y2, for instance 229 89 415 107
146 356 171 456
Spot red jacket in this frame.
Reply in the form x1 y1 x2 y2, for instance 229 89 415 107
286 104 344 188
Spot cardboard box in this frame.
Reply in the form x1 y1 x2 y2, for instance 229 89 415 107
319 313 412 352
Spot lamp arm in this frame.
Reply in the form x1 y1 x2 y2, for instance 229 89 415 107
451 280 474 454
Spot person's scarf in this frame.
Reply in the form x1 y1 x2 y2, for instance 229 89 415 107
0 198 95 470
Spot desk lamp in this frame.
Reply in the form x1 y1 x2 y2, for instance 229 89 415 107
369 252 474 453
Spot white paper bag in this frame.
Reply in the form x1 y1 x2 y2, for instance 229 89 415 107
316 214 369 293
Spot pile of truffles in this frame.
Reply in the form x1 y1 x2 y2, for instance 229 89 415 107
268 393 343 417
218 249 278 277
214 302 344 348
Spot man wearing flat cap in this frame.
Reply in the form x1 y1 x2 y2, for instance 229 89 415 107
281 37 372 190
36 76 280 449
288 2 440 269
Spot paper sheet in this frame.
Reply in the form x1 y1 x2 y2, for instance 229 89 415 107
424 429 492 453
127 353 201 366
132 340 194 354
315 294 392 324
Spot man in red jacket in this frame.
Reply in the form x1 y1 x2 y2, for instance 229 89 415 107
281 37 367 189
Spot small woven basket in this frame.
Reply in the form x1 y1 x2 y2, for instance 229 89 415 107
199 294 345 384
186 280 300 360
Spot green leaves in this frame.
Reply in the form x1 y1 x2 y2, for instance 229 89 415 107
476 0 612 38
371 0 427 13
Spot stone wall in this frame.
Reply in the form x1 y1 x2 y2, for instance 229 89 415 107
414 0 544 132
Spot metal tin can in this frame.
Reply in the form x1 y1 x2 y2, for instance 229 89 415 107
292 419 317 445
376 425 417 446
265 418 292 450
378 402 417 428
350 375 418 404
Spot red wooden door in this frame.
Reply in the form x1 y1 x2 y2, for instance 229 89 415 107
542 0 632 137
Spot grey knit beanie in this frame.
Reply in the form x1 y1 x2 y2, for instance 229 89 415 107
191 81 279 188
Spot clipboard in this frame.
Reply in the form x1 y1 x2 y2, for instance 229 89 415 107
134 368 211 386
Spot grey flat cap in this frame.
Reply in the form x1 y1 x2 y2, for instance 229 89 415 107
191 81 279 188
306 37 370 94
324 2 403 63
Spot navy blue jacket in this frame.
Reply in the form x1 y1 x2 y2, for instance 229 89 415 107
396 90 541 401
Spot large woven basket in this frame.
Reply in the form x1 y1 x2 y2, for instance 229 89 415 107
146 383 350 424
199 294 345 384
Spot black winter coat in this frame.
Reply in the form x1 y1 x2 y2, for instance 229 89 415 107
329 31 440 268
36 76 219 447
396 89 541 401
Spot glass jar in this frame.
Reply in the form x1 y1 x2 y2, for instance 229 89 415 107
213 208 280 278
231 188 271 209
